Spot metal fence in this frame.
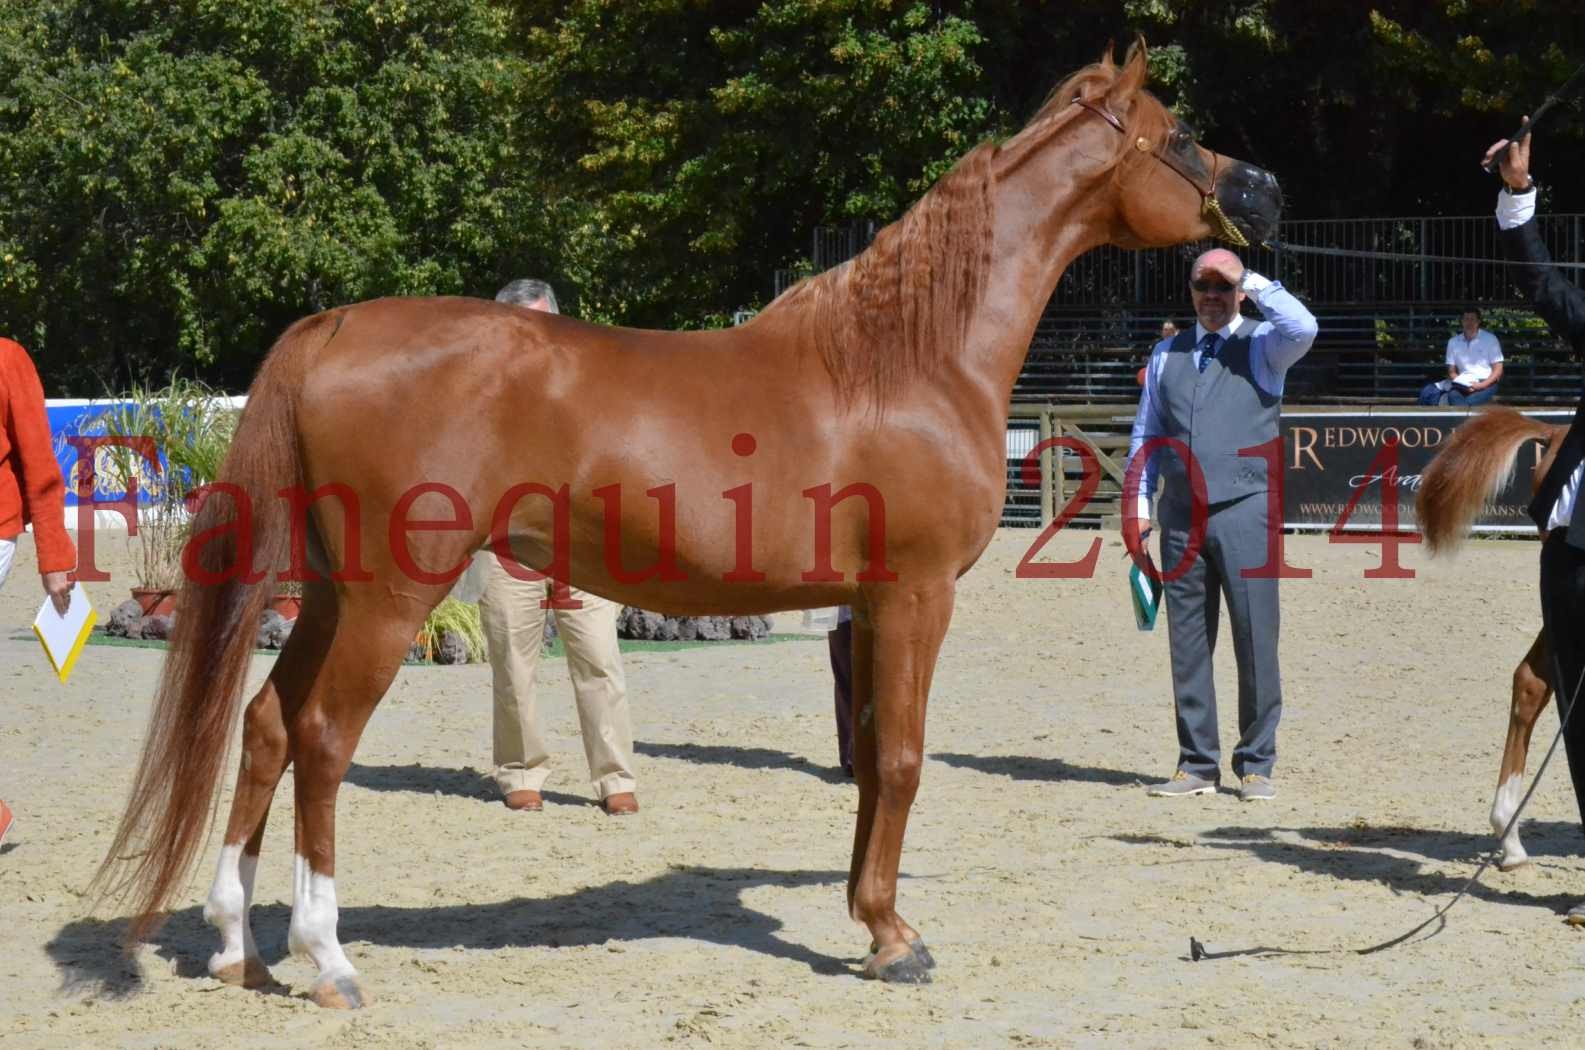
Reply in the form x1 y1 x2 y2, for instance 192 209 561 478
783 213 1585 307
1055 214 1585 308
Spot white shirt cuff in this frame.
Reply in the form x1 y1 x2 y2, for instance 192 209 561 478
1240 270 1273 294
1135 494 1152 521
1496 188 1536 230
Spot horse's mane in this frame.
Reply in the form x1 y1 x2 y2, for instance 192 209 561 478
767 49 1173 412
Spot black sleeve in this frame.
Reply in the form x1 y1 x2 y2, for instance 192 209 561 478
1501 217 1585 356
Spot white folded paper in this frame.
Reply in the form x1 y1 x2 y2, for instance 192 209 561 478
33 583 96 683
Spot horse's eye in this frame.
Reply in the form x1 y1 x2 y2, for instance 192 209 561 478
1172 129 1194 149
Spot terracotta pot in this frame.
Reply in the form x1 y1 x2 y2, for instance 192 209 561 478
130 588 178 617
269 595 303 621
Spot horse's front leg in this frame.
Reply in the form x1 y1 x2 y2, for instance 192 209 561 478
1492 628 1552 871
848 580 954 984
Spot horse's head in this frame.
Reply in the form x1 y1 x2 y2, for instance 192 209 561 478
1069 41 1282 249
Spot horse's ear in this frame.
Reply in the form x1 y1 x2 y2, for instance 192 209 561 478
1097 40 1117 72
1108 36 1150 108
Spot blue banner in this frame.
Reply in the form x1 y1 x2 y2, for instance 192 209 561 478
45 400 163 511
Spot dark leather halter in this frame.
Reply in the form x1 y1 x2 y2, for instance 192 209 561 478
1071 96 1247 247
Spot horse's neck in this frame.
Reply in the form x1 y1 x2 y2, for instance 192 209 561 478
952 151 1110 428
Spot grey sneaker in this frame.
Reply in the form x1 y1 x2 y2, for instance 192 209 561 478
1239 774 1276 802
1146 770 1219 797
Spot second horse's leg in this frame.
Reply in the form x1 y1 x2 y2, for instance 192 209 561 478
1491 628 1552 871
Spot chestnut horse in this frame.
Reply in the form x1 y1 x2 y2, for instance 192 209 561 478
1418 407 1567 870
92 42 1281 1005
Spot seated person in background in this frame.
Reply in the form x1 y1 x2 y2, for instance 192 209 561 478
1138 320 1178 387
1419 308 1503 406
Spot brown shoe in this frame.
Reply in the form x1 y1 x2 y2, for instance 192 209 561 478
504 789 543 812
601 792 638 816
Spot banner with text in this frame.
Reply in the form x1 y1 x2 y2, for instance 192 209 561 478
1281 410 1571 532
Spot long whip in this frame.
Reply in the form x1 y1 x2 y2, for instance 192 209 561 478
1481 59 1585 175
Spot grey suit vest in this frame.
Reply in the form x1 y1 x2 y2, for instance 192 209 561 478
1154 317 1281 507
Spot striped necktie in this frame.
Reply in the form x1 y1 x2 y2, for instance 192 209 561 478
1196 332 1221 374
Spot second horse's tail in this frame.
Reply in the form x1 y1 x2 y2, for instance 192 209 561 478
1417 407 1562 555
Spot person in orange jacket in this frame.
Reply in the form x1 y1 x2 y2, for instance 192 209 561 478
1 336 77 847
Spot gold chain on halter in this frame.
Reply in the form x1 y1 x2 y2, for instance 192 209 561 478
1203 195 1248 248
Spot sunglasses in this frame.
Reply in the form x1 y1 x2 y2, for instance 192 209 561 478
1190 278 1235 293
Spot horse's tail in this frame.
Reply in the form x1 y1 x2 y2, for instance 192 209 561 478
91 310 338 943
1417 406 1561 555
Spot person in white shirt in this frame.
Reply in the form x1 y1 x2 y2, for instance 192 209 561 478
1418 309 1504 405
1488 119 1585 923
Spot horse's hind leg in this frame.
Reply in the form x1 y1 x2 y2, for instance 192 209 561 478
286 592 432 1009
204 583 336 988
1492 628 1551 871
848 580 954 984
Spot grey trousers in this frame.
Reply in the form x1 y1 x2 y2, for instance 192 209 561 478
1159 492 1283 780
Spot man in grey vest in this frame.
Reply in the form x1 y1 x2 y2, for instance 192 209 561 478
1125 249 1318 801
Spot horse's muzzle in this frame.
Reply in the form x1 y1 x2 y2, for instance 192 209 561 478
1214 163 1282 245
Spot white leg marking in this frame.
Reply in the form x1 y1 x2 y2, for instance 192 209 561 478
203 844 260 977
289 854 357 983
1491 772 1530 869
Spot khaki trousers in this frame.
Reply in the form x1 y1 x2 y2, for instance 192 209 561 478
477 556 636 799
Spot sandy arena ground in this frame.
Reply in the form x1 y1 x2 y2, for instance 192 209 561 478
2 526 1581 1048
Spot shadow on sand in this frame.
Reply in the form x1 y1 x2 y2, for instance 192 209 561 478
635 741 850 785
931 751 1151 787
1113 821 1585 933
343 762 589 808
47 865 852 1000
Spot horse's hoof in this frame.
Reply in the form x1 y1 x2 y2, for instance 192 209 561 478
210 955 273 989
863 944 933 984
869 938 936 970
309 973 369 1009
1498 857 1532 873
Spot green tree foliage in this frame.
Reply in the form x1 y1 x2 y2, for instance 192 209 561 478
1 1 1582 391
514 0 995 326
1098 1 1585 218
0 0 542 390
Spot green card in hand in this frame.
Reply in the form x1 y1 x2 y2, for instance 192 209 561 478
1129 556 1163 632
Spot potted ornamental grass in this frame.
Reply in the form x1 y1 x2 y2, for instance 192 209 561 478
91 378 486 657
90 378 239 614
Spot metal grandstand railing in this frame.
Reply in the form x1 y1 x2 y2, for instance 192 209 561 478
786 213 1585 307
780 213 1585 404
772 219 880 298
1051 213 1585 307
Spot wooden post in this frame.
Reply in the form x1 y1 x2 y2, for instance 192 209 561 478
1038 408 1055 525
